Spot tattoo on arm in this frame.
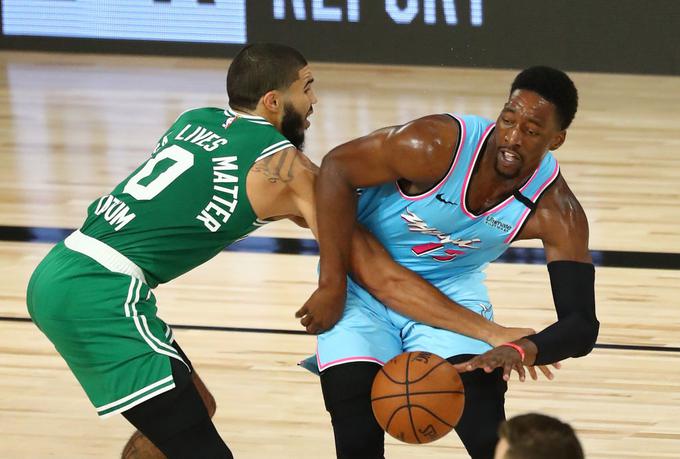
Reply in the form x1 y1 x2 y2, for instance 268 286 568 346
295 151 320 173
252 149 318 183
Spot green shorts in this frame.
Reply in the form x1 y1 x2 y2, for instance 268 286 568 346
26 242 188 418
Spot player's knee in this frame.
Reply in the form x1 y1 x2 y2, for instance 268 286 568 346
325 394 385 457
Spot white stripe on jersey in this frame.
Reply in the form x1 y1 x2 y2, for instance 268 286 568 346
257 143 294 162
123 278 136 318
130 280 142 317
260 140 292 156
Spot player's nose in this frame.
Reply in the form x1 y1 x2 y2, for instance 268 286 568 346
505 126 521 146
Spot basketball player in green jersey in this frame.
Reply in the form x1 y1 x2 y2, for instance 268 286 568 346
26 44 534 458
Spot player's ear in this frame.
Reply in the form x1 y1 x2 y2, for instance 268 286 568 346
549 130 566 151
261 90 282 113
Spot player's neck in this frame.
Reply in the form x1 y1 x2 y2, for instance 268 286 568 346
229 106 265 119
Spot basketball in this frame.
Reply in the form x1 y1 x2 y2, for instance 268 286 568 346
371 351 465 444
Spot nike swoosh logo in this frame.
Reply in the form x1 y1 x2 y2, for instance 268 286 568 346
435 194 457 206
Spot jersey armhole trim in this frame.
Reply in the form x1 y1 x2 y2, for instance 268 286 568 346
256 141 295 162
512 190 536 210
504 162 561 244
395 114 465 201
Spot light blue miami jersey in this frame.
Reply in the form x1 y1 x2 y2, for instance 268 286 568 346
349 113 560 307
316 114 561 371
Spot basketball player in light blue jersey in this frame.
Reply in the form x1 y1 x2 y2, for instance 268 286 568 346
301 67 600 459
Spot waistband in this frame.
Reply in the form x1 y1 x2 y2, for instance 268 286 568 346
64 230 147 285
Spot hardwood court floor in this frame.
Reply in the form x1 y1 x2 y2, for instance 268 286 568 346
0 51 679 458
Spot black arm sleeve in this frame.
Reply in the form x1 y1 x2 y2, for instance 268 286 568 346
525 261 599 365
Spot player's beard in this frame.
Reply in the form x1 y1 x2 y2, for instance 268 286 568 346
493 152 522 179
494 159 521 179
281 102 306 150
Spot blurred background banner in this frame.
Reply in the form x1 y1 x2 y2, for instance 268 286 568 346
1 0 678 74
2 0 246 43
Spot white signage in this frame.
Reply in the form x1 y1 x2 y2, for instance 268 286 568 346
273 0 484 26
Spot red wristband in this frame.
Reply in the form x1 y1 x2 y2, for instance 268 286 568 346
500 342 525 363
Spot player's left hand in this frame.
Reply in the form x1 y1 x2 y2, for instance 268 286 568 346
295 285 346 334
452 346 561 382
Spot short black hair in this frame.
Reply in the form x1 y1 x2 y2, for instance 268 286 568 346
499 413 584 459
510 66 578 130
227 43 308 111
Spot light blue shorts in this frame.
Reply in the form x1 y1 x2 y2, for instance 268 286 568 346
315 282 493 372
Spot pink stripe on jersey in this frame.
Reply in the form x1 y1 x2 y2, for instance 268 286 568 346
396 114 467 201
530 161 560 200
459 123 496 218
519 167 541 193
503 207 532 244
317 355 385 372
315 339 386 372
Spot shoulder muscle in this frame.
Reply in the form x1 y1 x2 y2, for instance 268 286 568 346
519 176 591 263
324 114 459 188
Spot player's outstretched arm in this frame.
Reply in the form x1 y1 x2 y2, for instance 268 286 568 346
515 178 599 365
454 178 599 379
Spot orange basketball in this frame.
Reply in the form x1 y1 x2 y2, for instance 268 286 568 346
371 351 465 444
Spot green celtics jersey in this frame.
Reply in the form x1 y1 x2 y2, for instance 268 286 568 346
80 107 294 288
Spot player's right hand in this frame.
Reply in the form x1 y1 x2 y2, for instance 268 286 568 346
488 326 536 347
295 285 347 334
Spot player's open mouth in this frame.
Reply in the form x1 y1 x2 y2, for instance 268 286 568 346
499 148 520 164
